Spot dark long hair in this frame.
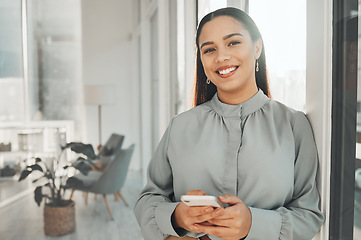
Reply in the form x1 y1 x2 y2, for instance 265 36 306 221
193 7 270 106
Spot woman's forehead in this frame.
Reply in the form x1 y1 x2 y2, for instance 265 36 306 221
199 16 249 42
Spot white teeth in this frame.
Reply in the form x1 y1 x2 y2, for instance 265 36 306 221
219 67 236 75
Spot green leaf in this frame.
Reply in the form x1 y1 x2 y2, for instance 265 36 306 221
72 159 92 175
75 156 85 162
30 164 43 172
44 173 53 180
34 186 43 206
66 176 84 188
32 176 45 183
18 170 31 181
65 142 96 159
84 158 100 170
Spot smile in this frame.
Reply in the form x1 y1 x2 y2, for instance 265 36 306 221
216 66 239 78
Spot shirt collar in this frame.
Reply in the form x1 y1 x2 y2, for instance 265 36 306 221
209 89 270 118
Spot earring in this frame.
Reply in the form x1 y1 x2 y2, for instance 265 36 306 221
206 78 211 84
256 59 259 72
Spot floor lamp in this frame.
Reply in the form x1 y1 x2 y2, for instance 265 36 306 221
84 85 116 150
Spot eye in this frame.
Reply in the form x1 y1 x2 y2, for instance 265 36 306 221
229 41 240 46
203 48 215 54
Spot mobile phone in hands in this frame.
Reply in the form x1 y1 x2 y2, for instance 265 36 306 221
180 195 224 208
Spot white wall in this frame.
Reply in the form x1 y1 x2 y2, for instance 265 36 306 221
306 0 332 239
81 0 140 170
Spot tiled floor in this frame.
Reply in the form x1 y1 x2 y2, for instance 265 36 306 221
0 170 144 240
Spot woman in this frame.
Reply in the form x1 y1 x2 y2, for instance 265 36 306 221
134 7 324 240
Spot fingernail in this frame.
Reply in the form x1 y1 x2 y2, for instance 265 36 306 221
206 208 212 213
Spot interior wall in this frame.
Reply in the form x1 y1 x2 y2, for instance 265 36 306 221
81 0 140 170
306 0 332 239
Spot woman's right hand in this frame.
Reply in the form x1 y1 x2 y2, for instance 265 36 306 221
173 190 221 233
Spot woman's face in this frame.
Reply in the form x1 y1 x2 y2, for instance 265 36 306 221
198 16 262 100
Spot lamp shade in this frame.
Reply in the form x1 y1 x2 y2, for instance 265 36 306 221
84 85 116 105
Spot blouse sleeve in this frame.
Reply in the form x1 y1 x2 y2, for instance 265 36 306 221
246 112 325 240
134 118 185 240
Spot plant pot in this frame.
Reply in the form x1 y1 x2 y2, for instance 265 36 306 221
43 201 76 236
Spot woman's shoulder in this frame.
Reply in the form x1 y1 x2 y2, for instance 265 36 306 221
268 98 306 118
267 99 312 133
171 102 213 126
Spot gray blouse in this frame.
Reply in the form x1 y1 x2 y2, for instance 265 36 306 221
134 90 324 240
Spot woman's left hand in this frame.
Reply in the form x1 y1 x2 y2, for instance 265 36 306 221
193 195 252 240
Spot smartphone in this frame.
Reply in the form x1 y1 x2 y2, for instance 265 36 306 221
180 195 223 208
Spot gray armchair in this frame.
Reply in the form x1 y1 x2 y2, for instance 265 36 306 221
95 133 125 170
66 144 135 220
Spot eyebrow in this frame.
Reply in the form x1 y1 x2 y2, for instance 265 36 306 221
200 33 243 49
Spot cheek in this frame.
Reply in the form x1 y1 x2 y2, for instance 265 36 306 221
236 48 251 59
201 58 213 75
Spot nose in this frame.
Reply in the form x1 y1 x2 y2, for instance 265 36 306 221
215 48 231 62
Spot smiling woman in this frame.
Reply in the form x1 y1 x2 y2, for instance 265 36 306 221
194 8 269 107
134 7 324 240
197 16 262 105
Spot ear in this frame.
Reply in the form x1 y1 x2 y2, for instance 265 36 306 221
254 38 263 59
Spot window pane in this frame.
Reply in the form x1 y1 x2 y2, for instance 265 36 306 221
327 0 358 238
355 0 361 238
0 0 25 122
249 0 306 111
0 0 22 78
198 0 227 23
27 0 82 122
151 10 159 151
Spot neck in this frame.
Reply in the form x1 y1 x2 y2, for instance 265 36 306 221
217 84 258 105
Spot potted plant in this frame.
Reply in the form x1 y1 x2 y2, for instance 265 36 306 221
19 142 98 236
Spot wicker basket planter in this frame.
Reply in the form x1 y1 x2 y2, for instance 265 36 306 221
43 201 76 236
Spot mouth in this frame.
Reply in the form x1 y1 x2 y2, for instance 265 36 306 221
216 66 239 78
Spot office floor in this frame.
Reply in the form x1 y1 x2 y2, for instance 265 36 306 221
6 170 361 240
0 170 143 240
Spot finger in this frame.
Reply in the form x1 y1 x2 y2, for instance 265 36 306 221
193 224 231 238
189 224 204 233
209 204 241 219
188 206 213 217
192 207 223 223
218 195 242 206
206 204 248 230
207 218 234 227
197 221 216 226
186 190 207 195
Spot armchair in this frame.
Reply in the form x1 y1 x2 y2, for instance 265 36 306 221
95 133 125 171
66 144 135 220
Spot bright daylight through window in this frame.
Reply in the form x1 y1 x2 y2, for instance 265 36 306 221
249 0 306 111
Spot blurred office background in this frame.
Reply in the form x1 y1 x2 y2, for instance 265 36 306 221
0 0 360 239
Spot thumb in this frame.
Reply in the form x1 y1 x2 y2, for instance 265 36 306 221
186 190 207 196
218 195 242 205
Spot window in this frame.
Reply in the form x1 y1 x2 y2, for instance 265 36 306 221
27 0 82 122
0 0 82 125
198 0 227 22
330 0 359 239
0 0 24 122
249 0 306 111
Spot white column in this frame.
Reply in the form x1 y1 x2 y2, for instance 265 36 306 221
184 0 197 110
306 0 332 239
158 0 171 135
21 0 30 123
227 0 242 9
140 15 153 184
